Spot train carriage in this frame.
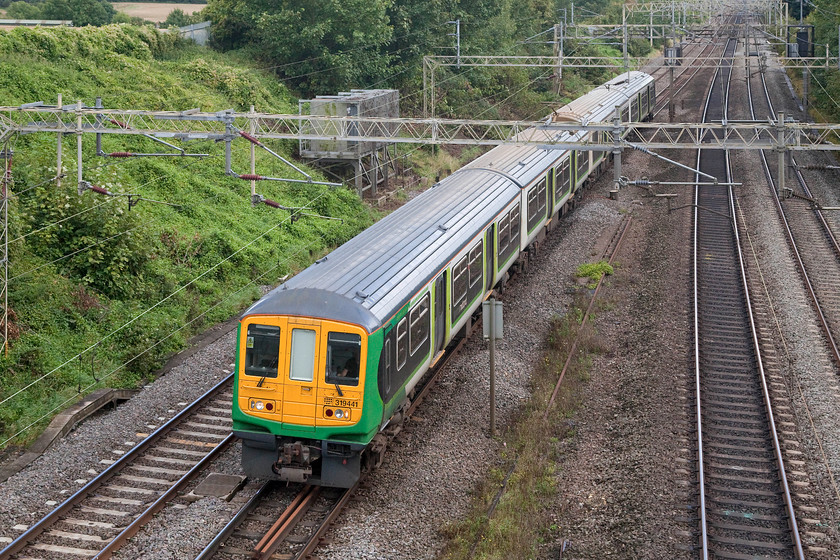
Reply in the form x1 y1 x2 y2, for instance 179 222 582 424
233 72 655 487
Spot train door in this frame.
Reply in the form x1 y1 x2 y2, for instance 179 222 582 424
433 272 447 355
485 224 495 291
281 321 321 429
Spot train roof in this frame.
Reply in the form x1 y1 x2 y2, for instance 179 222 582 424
244 166 524 332
243 72 653 332
550 71 654 124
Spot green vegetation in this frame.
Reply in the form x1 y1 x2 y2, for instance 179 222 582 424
203 0 655 114
0 0 661 452
793 0 840 126
575 260 614 289
442 297 606 559
0 25 375 447
4 0 116 26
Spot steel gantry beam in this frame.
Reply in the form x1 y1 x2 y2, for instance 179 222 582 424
3 103 840 151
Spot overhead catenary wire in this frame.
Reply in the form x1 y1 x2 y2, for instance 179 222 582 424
8 152 217 278
0 184 335 408
1 12 629 418
0 237 316 448
1 123 385 407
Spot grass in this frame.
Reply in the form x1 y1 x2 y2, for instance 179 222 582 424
441 293 607 559
0 25 377 448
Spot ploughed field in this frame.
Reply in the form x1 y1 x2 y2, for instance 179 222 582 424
111 2 205 23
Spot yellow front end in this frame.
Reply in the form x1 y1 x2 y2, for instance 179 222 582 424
236 316 367 431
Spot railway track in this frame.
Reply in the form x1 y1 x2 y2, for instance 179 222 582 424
742 29 840 370
692 31 804 558
194 482 350 560
193 308 482 560
649 34 722 118
0 377 235 560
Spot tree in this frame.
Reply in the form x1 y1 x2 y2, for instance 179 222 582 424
6 1 42 19
164 8 192 28
206 0 393 96
41 0 115 26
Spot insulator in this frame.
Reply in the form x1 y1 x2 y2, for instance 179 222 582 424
109 118 129 129
633 179 651 186
88 184 112 196
262 197 281 209
108 152 134 158
239 174 263 181
239 131 263 146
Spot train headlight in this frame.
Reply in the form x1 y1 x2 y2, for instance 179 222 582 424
335 409 344 419
249 399 275 412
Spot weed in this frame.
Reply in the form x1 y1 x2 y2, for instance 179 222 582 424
575 260 614 289
442 295 605 559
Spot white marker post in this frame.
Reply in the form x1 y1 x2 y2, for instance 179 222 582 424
482 298 503 436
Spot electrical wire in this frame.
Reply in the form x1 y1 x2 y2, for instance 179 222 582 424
10 197 118 244
0 185 335 408
0 239 315 448
252 21 451 74
804 66 840 112
1 9 636 415
2 127 392 408
9 162 215 281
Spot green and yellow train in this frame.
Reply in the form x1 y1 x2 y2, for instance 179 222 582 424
232 72 656 487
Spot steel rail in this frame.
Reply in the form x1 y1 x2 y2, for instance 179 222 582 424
193 481 277 560
293 482 359 559
193 316 481 560
652 38 725 118
253 485 321 560
790 157 840 256
741 32 805 556
751 44 840 372
545 216 631 416
0 374 234 559
692 34 728 558
94 433 236 559
692 26 803 559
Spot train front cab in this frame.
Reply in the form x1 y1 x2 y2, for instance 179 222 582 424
233 315 379 488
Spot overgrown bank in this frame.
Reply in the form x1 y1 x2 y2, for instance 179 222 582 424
0 25 375 448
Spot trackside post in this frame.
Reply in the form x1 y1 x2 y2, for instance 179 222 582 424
483 298 503 436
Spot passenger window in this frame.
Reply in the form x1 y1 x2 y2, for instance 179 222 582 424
289 328 316 382
538 179 546 213
577 151 588 178
469 244 482 288
409 294 430 355
528 186 538 221
509 204 520 240
562 162 570 192
498 215 510 252
452 257 468 312
383 339 392 394
396 318 407 370
244 324 280 378
325 332 361 386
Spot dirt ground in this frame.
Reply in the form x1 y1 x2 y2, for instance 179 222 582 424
111 2 205 23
